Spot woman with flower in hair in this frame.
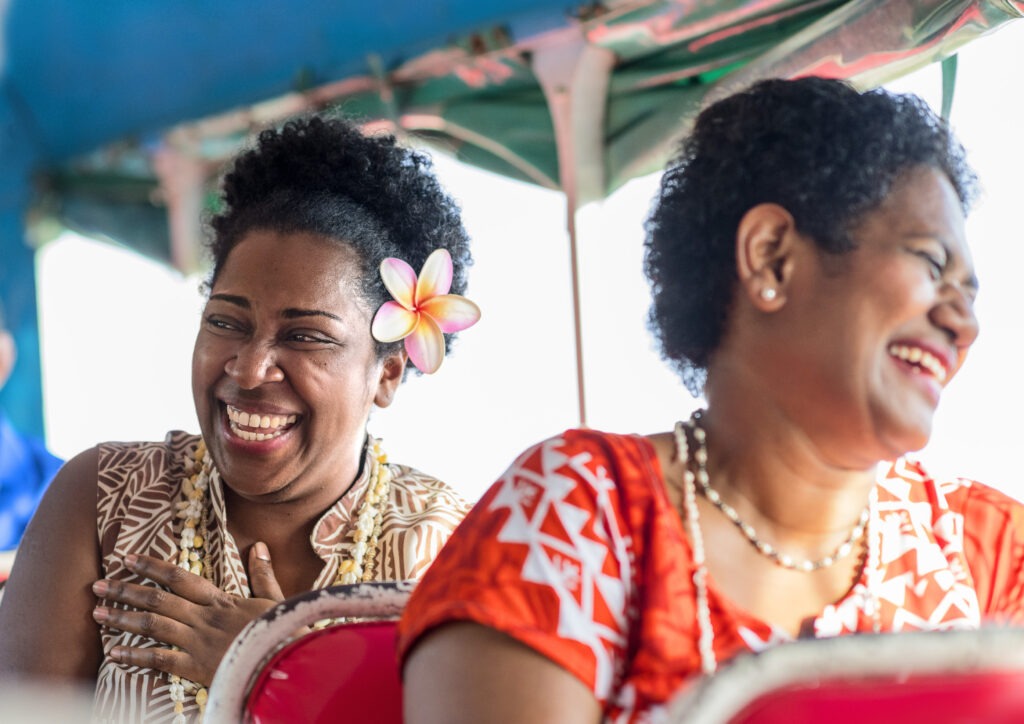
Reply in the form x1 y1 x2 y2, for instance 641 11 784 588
398 77 1024 722
0 115 479 722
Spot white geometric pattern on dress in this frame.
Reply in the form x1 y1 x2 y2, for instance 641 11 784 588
750 460 982 649
737 624 791 652
873 460 980 630
490 436 633 697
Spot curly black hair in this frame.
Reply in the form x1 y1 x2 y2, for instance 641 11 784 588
207 115 473 368
643 76 978 395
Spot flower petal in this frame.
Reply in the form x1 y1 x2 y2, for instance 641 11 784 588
421 294 481 333
380 258 418 310
415 249 453 305
404 314 445 374
371 302 418 342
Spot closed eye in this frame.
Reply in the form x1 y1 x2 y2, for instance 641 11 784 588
913 250 945 281
204 315 246 335
285 331 339 347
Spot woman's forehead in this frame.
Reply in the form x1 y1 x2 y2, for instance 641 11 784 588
213 231 367 305
856 168 967 242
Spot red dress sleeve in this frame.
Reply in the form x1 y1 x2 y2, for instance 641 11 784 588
958 480 1024 621
396 429 662 702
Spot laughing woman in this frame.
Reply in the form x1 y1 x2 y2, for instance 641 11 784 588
398 78 1024 723
0 116 478 721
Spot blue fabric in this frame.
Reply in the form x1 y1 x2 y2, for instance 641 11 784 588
0 414 63 550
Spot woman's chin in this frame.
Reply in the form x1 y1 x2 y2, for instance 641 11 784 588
875 419 933 461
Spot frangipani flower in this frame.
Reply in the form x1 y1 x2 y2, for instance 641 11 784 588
371 249 481 374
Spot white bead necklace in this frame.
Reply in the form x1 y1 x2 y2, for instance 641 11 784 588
167 436 392 723
674 419 717 675
689 410 870 572
672 411 881 676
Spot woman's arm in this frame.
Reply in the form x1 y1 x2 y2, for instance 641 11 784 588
403 622 601 724
0 447 103 681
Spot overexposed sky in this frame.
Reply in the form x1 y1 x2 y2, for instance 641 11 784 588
37 20 1024 502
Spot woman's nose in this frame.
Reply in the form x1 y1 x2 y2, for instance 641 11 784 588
931 281 979 351
225 342 284 388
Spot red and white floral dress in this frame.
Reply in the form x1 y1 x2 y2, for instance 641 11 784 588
398 429 1024 722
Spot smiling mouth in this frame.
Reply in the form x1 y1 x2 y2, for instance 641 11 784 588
887 344 948 384
225 404 298 441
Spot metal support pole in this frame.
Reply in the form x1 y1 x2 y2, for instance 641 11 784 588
533 34 615 428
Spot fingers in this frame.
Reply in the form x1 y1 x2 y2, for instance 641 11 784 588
93 603 191 651
248 542 285 602
94 577 182 617
106 641 206 684
120 554 222 606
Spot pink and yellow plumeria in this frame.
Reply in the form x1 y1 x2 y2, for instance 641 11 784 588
371 249 480 373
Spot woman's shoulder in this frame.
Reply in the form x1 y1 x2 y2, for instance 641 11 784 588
96 431 201 508
385 462 472 517
97 430 200 459
508 427 659 472
374 463 472 581
471 428 669 530
97 431 199 478
882 456 1024 526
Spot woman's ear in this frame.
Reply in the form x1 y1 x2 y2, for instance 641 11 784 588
374 349 408 408
735 203 799 311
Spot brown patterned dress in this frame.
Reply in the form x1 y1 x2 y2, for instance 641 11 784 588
91 431 469 723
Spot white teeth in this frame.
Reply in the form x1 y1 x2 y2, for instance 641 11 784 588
227 419 284 442
888 344 948 383
228 421 286 442
226 405 298 439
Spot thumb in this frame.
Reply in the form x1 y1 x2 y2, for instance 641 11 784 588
249 542 286 602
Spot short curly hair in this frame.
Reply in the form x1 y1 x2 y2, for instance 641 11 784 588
207 115 473 368
643 76 978 395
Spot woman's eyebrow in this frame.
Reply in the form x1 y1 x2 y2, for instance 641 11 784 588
283 308 344 323
209 293 248 308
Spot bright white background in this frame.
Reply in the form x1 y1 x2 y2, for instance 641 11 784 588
37 21 1024 503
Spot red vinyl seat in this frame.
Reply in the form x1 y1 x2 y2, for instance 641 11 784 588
244 619 402 723
727 668 1024 723
670 626 1024 724
205 581 412 724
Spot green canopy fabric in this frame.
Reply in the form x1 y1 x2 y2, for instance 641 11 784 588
39 0 1024 271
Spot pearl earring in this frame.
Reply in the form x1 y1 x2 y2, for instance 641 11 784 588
760 287 777 302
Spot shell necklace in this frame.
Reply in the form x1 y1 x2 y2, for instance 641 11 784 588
687 409 869 572
168 436 392 723
672 410 880 675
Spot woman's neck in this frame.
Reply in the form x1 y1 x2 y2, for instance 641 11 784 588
698 385 878 543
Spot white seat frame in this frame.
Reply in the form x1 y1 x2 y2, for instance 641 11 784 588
671 625 1024 723
205 579 413 723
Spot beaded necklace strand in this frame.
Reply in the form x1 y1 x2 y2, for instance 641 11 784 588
672 411 881 675
688 409 870 572
167 437 391 723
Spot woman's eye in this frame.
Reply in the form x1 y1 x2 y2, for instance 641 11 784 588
205 316 239 332
914 250 945 280
288 332 334 345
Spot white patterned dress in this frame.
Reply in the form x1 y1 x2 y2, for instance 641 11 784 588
92 430 469 723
